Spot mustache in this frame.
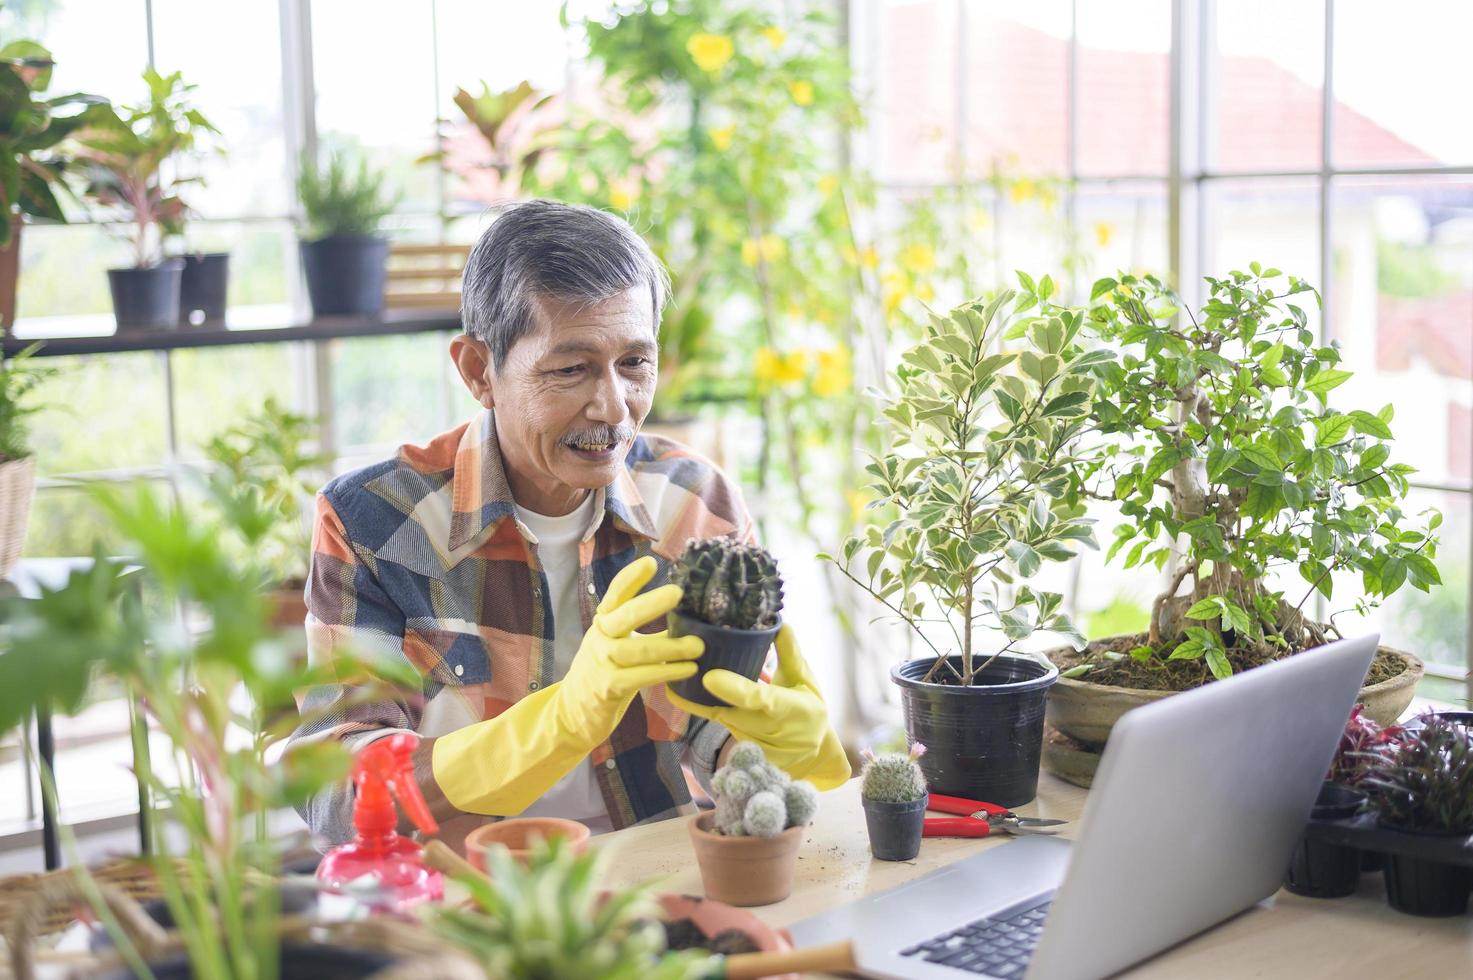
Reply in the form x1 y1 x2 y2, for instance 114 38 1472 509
560 423 635 447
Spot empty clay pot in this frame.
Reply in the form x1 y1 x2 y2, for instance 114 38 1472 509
464 817 591 872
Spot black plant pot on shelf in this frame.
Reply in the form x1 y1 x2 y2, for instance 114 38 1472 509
178 251 229 323
108 260 183 330
667 611 779 708
300 235 388 317
1380 829 1473 917
863 795 928 862
892 654 1058 809
1285 782 1366 898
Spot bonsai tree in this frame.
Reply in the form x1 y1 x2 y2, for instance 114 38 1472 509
1054 267 1440 683
295 146 399 242
825 289 1104 685
71 67 219 268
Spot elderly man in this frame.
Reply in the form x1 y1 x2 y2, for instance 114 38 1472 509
292 200 849 847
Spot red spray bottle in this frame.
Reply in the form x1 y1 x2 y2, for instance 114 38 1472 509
316 733 444 914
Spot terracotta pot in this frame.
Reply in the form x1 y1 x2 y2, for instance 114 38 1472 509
688 811 803 907
1044 637 1424 750
0 454 36 578
654 893 798 979
464 817 591 872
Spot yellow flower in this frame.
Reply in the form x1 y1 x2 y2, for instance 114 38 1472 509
741 238 760 266
845 489 869 524
898 242 935 275
1009 177 1036 204
813 345 852 397
753 347 806 389
1094 221 1115 247
817 174 840 198
761 26 787 49
608 182 637 212
708 124 735 151
742 235 785 266
789 79 815 106
915 282 935 303
687 32 734 73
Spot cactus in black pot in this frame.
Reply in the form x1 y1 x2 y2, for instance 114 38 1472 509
861 744 929 861
667 537 784 707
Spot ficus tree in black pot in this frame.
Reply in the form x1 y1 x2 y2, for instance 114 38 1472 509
295 146 399 318
825 289 1104 807
667 536 783 708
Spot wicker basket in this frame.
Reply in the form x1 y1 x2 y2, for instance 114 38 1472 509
0 454 36 579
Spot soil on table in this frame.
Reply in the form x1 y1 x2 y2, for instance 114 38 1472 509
663 917 761 955
1057 632 1403 692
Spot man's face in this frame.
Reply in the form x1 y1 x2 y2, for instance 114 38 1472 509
487 287 657 512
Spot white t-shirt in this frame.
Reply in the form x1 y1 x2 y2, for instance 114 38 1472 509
511 493 614 834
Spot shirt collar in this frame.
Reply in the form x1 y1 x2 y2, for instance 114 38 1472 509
446 409 659 552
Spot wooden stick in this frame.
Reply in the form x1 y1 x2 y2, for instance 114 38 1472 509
720 939 857 979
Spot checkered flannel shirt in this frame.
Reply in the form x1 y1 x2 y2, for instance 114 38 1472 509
291 409 752 844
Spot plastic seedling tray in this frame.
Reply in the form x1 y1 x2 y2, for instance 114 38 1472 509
1301 813 1473 867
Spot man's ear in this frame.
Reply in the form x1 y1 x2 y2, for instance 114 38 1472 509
449 334 496 408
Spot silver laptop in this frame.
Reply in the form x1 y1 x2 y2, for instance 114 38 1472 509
790 633 1379 980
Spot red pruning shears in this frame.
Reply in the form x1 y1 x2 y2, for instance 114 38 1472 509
922 794 1068 838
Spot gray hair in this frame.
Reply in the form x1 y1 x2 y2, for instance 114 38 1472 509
460 200 670 371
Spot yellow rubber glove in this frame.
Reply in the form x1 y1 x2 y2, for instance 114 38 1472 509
666 623 851 790
432 556 701 815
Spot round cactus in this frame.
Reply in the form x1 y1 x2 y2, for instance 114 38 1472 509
783 780 819 827
759 761 791 788
860 745 928 803
726 820 747 837
727 741 766 772
744 791 788 838
671 538 784 630
721 767 755 802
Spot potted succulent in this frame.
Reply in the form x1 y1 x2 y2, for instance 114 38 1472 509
667 536 784 708
689 741 819 906
1039 268 1434 770
0 343 53 578
72 68 219 330
1 40 108 336
1361 715 1473 917
295 147 399 318
860 743 928 862
825 290 1101 807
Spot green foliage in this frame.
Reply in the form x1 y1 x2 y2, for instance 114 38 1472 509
430 837 712 980
0 341 53 461
1063 267 1439 676
295 146 399 240
1362 716 1473 834
671 536 783 630
0 39 109 247
825 289 1103 684
860 746 927 803
1375 238 1461 299
72 67 220 267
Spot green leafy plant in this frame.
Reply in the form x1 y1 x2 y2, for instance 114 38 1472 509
1361 715 1473 834
0 39 109 248
72 67 219 268
708 741 818 837
824 290 1103 685
1329 705 1404 788
671 537 784 630
860 743 927 803
1055 267 1439 683
201 396 328 588
430 836 712 980
427 79 556 203
296 146 399 240
0 341 52 461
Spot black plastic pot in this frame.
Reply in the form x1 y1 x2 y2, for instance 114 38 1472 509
1381 829 1473 917
892 654 1058 808
667 611 779 708
101 944 397 979
108 260 183 330
863 794 928 861
300 235 388 317
1285 782 1366 898
178 251 230 323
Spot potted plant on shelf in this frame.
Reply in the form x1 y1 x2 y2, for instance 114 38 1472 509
667 536 784 708
0 343 53 578
1 40 109 336
295 146 399 318
689 741 819 906
825 290 1102 807
1040 268 1435 782
1361 715 1473 917
860 743 928 862
72 68 219 330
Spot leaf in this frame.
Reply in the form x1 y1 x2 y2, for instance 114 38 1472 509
1348 410 1393 439
1314 414 1353 446
1061 664 1094 679
1016 270 1037 294
1185 597 1224 620
1205 647 1233 681
1168 640 1205 661
1042 390 1090 418
1305 368 1352 396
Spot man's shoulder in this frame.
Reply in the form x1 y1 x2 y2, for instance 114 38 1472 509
626 430 752 544
318 423 466 547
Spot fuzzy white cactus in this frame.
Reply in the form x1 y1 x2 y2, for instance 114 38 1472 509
709 741 820 836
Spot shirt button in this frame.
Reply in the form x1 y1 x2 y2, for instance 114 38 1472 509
454 664 464 677
528 680 540 691
586 582 596 596
604 759 616 770
532 586 542 598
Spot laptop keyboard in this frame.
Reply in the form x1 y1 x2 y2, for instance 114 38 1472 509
898 898 1053 977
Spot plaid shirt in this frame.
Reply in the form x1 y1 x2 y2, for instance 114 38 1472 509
292 409 752 845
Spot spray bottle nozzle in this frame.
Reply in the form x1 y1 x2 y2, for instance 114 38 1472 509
353 733 439 839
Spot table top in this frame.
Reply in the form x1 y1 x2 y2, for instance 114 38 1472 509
595 775 1473 978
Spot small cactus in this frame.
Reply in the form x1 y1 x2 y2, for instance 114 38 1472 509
671 537 784 630
744 791 787 837
860 743 928 803
727 741 767 771
783 781 819 827
709 741 819 836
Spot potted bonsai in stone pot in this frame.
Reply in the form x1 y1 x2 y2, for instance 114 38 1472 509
860 743 928 862
1037 268 1435 779
689 741 819 906
667 536 783 708
73 68 219 330
1361 715 1473 917
826 290 1102 808
0 343 52 577
295 147 399 318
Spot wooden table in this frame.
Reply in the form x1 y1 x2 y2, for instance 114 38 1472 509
596 775 1473 977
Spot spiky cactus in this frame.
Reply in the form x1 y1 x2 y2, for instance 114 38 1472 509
671 537 784 630
860 744 928 803
709 741 818 836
